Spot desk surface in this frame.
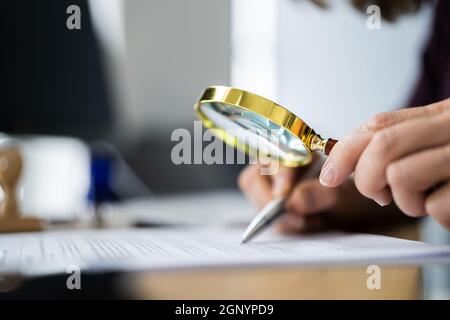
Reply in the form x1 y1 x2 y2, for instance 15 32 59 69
128 265 420 299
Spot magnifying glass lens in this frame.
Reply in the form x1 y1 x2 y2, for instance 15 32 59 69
200 102 311 165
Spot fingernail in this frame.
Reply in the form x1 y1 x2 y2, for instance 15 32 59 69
374 199 386 207
374 198 389 207
319 163 335 186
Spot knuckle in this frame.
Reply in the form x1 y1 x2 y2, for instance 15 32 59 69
440 110 450 131
435 108 450 125
350 125 368 136
443 98 450 111
429 98 450 114
437 145 450 168
371 128 396 153
386 162 405 187
425 145 450 177
446 144 450 162
366 112 395 130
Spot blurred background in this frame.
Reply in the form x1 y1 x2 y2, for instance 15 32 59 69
0 0 433 218
3 0 450 300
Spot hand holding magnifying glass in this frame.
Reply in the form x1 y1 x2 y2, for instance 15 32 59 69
195 86 338 243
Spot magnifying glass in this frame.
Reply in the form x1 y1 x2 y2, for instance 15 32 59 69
194 85 337 167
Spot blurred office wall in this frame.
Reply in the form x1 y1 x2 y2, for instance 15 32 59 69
91 0 231 140
231 0 433 139
105 0 239 193
122 0 231 139
277 0 433 139
231 0 278 101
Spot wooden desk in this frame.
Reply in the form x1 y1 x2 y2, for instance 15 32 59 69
128 265 420 299
125 223 422 299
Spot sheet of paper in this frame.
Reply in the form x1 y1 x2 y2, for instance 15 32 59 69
1 227 450 277
100 190 255 226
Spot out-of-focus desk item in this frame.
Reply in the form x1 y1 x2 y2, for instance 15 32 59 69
0 144 43 233
0 134 91 222
101 190 254 227
19 136 90 221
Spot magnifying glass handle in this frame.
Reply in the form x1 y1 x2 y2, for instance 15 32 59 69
325 139 338 156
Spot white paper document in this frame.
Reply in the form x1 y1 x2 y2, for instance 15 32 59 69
1 227 450 277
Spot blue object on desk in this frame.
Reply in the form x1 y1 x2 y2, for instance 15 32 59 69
87 146 119 206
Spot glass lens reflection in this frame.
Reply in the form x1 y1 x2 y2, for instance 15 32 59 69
200 102 310 163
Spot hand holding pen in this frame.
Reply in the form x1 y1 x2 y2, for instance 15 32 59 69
239 164 330 241
238 161 390 242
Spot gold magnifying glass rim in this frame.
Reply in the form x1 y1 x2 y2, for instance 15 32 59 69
194 85 327 167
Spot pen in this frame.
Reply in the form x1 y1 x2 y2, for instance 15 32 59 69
241 197 286 244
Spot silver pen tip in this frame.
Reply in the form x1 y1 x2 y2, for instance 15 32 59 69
240 197 286 244
240 236 249 244
240 226 256 244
